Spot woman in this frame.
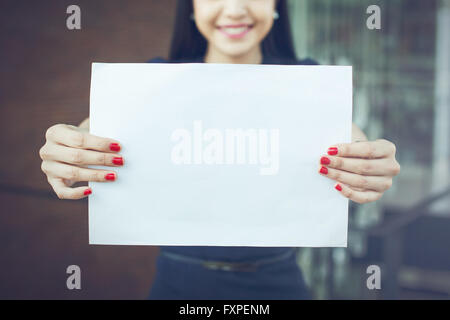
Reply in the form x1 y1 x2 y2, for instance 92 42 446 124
39 0 400 299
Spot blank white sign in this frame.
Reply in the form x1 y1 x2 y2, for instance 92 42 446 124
89 62 352 247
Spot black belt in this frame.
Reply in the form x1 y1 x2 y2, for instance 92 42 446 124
160 248 298 272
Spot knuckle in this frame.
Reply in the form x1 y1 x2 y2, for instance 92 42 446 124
39 146 48 160
361 145 369 157
97 153 107 165
380 139 396 155
70 150 84 164
358 177 369 189
363 195 371 204
381 139 396 154
98 171 107 181
389 141 397 154
359 162 372 175
72 132 85 148
41 161 48 174
45 126 55 141
355 164 364 174
366 144 376 158
97 141 107 151
46 124 62 141
89 172 100 181
335 157 344 168
345 188 353 198
353 196 364 204
355 194 370 204
342 144 350 155
333 170 341 180
66 167 79 180
392 161 401 175
384 179 393 190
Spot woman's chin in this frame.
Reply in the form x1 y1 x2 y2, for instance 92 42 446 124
215 44 258 59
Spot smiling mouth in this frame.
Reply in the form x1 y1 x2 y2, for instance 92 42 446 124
217 24 253 38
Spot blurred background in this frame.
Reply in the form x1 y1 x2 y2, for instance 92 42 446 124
0 0 449 299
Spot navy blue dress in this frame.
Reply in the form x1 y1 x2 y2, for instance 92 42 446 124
147 55 316 300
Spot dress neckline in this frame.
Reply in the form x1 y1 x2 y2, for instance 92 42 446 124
190 55 275 65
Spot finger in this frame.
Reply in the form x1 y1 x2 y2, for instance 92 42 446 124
320 156 399 176
46 124 122 153
328 139 396 159
318 166 393 192
48 177 92 200
40 143 124 167
42 161 117 182
334 183 383 204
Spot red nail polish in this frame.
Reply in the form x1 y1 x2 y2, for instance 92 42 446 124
335 184 342 191
113 157 124 166
105 173 116 181
320 157 331 165
320 166 328 175
84 188 92 196
328 147 338 156
110 143 121 152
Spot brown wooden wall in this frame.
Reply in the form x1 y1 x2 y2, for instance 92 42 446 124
0 0 176 299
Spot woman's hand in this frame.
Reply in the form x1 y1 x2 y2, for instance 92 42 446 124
39 121 123 200
318 138 401 204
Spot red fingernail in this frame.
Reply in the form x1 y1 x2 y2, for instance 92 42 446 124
110 143 121 152
84 188 92 196
328 147 338 155
105 173 116 181
320 157 331 165
335 184 342 191
112 157 124 166
320 166 328 175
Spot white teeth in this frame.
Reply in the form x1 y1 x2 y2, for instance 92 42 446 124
221 27 249 34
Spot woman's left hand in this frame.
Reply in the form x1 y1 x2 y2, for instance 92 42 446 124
318 139 401 204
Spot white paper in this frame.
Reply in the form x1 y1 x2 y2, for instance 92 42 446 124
89 62 352 247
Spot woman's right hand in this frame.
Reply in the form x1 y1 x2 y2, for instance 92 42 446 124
39 123 124 200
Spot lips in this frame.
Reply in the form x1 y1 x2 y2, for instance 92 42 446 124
221 26 249 34
217 24 253 38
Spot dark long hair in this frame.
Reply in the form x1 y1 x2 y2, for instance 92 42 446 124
169 0 297 63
